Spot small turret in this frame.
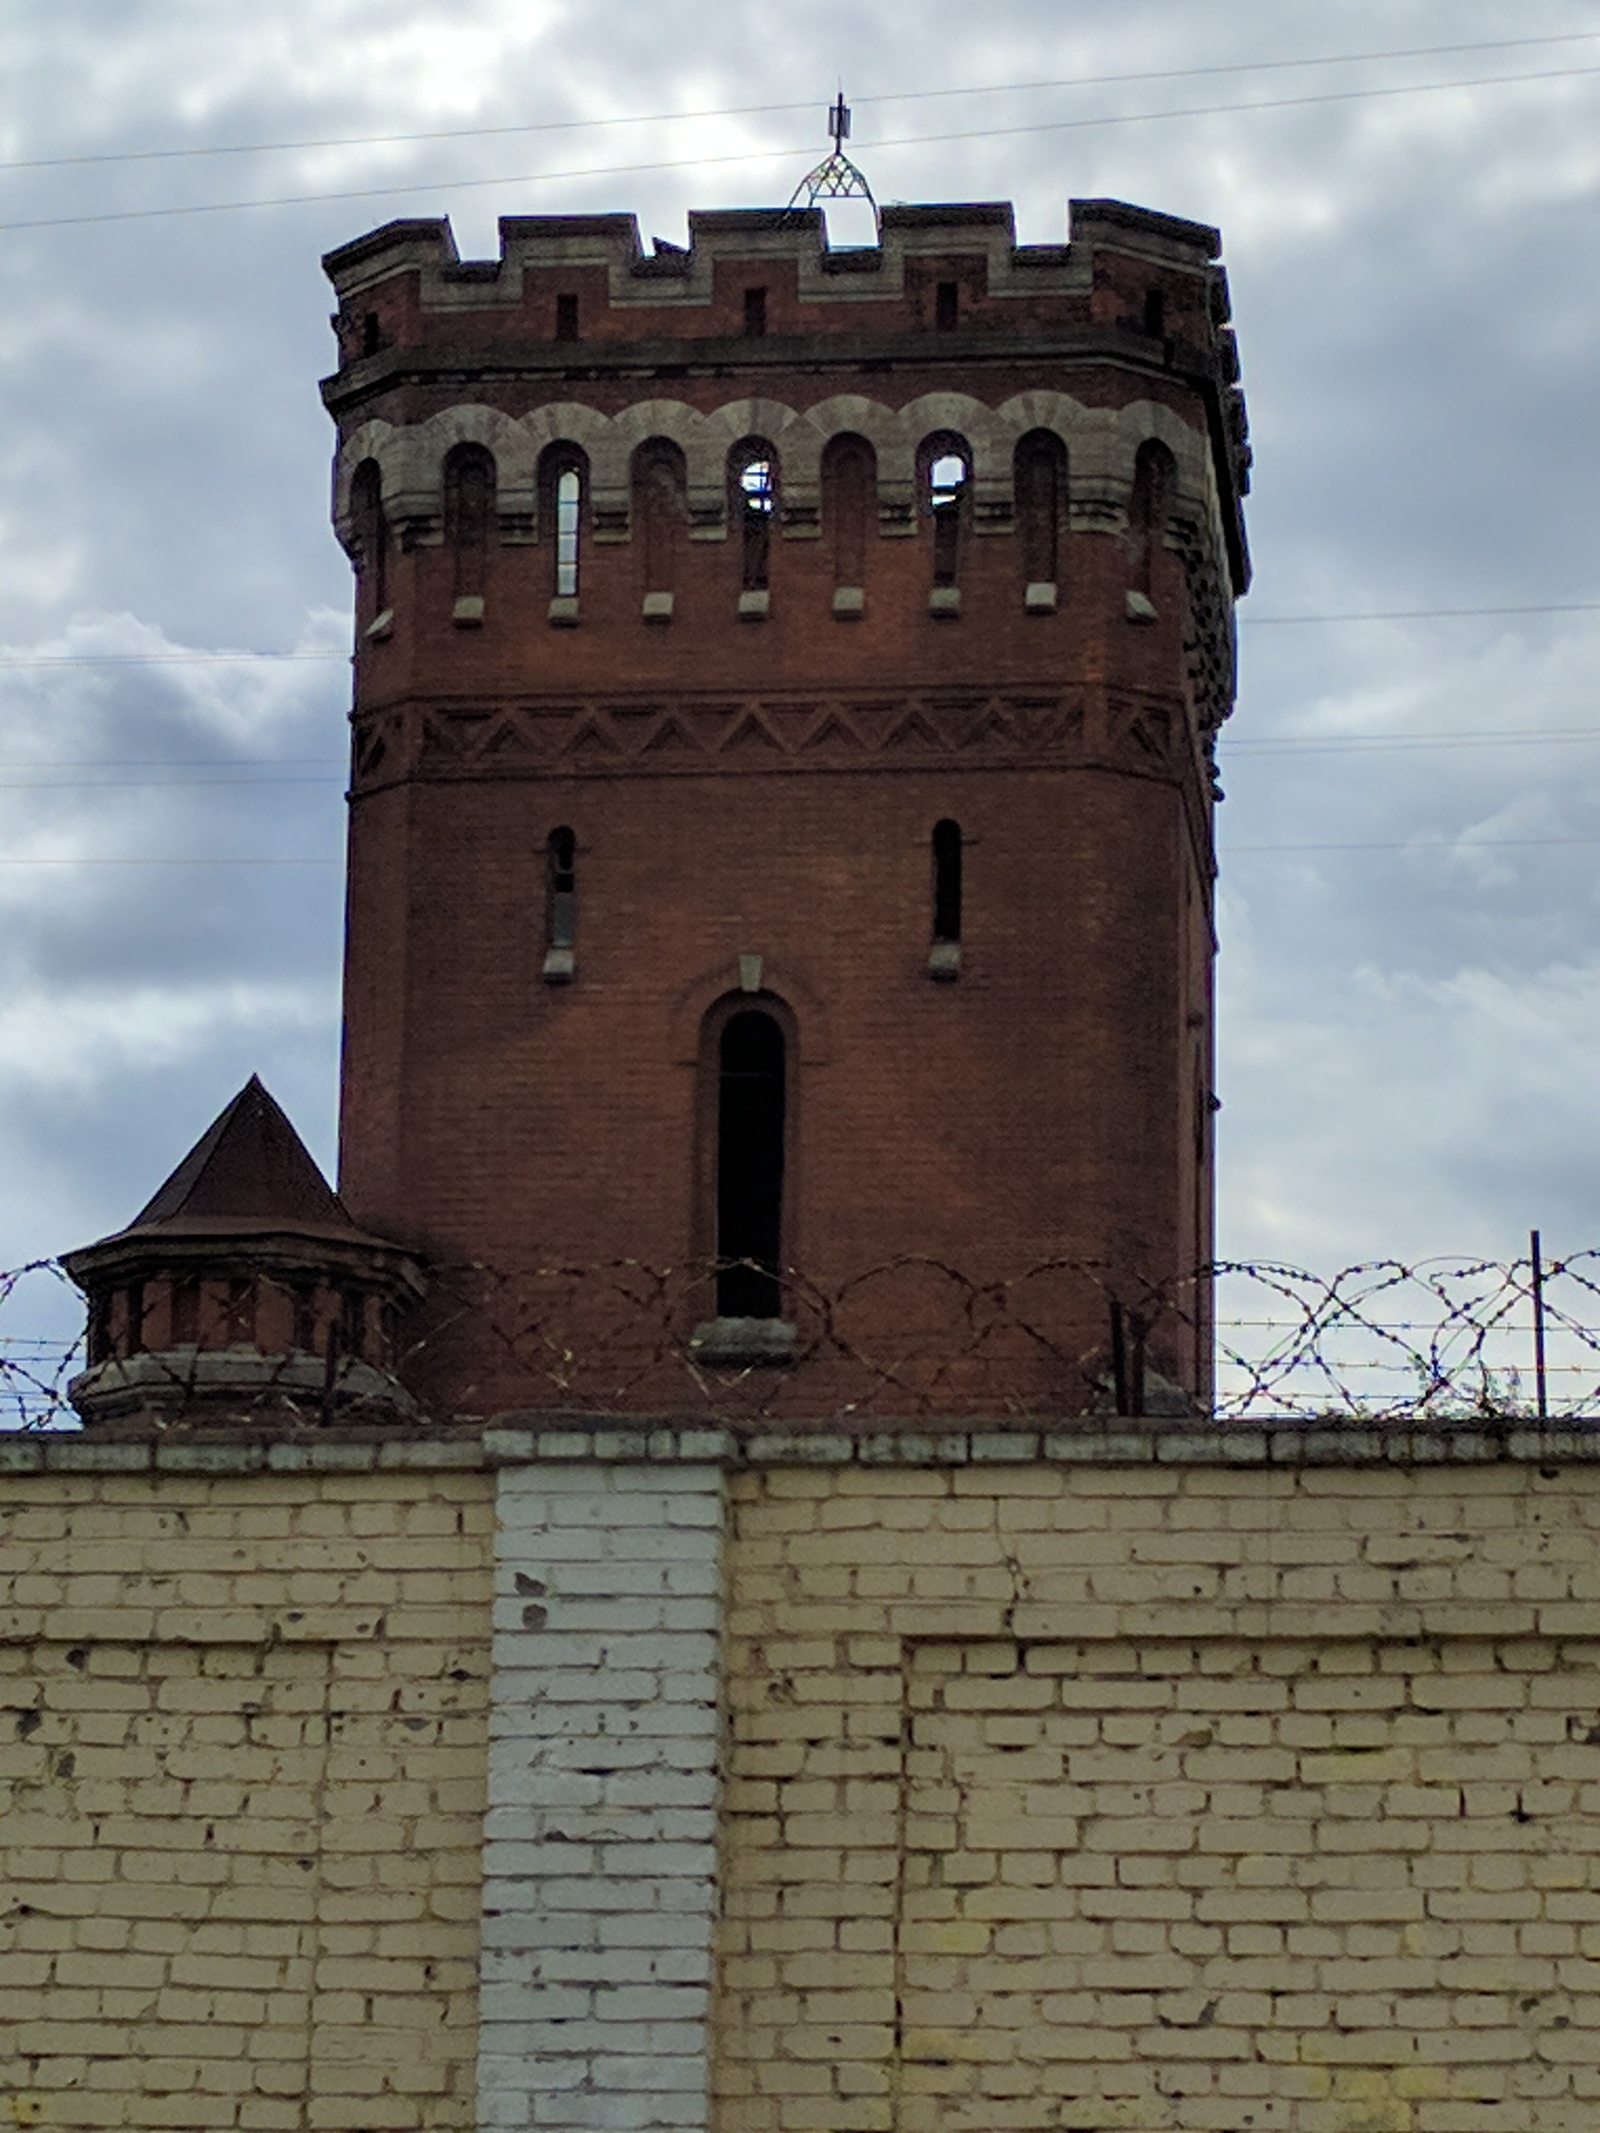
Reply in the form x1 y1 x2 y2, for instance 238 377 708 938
62 1077 424 1428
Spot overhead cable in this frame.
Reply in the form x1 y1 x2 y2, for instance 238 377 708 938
2 29 1595 176
4 62 1600 233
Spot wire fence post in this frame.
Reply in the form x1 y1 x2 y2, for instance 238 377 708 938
1530 1228 1548 1422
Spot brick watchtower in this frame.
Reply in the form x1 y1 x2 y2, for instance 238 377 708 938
321 196 1249 1420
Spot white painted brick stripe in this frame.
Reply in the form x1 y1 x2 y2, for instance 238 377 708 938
478 1461 724 2133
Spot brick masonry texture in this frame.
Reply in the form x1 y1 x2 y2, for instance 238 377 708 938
0 1466 494 2132
7 1436 1600 2133
719 1460 1600 2133
320 204 1246 1420
480 1461 724 2133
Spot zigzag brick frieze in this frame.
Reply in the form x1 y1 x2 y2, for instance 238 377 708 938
349 686 1198 787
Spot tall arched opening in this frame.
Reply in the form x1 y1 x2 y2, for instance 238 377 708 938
716 1009 786 1318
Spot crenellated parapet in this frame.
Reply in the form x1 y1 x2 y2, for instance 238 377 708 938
322 197 1250 595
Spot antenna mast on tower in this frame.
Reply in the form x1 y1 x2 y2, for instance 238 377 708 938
788 91 876 216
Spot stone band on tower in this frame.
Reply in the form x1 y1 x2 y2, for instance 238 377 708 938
322 196 1250 1421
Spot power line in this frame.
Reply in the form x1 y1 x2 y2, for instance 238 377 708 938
1229 729 1600 754
1 598 1596 674
0 840 1593 863
1242 601 1600 626
0 857 338 866
6 62 1600 234
0 757 343 768
8 727 1600 778
1226 836 1600 855
0 649 343 668
3 30 1595 177
0 776 341 789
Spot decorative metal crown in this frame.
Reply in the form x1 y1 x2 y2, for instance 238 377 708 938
788 93 876 213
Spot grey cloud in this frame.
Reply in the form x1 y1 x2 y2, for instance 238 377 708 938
1 0 1598 1298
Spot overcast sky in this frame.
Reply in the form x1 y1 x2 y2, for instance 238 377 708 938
3 0 1599 1355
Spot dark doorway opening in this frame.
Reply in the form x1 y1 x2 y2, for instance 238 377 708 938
717 1010 786 1318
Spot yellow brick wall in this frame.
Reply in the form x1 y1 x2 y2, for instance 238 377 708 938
719 1462 1600 2133
0 1464 494 2133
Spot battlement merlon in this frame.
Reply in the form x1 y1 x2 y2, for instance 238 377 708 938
322 196 1250 589
321 198 1227 307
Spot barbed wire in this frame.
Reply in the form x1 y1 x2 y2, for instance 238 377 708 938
6 1251 1600 1431
0 1260 85 1430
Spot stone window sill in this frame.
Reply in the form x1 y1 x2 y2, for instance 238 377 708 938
687 1317 796 1365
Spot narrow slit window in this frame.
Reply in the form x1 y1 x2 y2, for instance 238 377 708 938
292 1284 320 1355
544 826 577 981
361 312 382 356
555 469 581 597
932 820 962 943
170 1276 201 1346
1143 287 1166 338
935 280 959 331
717 1010 786 1320
223 1278 255 1347
1015 430 1066 596
1128 438 1175 602
349 459 389 630
743 286 767 337
548 828 576 945
555 292 579 342
444 444 495 604
734 447 776 591
634 439 687 600
822 433 874 595
340 1290 366 1363
928 449 968 587
125 1280 147 1356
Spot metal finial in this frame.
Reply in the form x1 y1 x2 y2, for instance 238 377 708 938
789 92 875 215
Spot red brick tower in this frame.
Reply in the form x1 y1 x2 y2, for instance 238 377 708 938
321 194 1249 1420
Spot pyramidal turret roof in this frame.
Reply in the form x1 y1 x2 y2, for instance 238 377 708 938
125 1076 360 1235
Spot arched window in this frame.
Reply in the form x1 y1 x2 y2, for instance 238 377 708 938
1128 438 1176 609
730 440 778 597
543 826 576 983
920 433 970 600
170 1275 200 1346
443 443 495 612
822 433 875 613
555 472 581 596
932 820 962 942
125 1280 147 1357
929 820 963 979
349 459 389 634
632 438 687 617
1014 429 1067 603
538 446 588 617
717 1009 786 1319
